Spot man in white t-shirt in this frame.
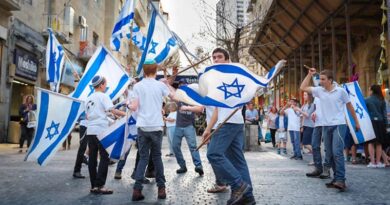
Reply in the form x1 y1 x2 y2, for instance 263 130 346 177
85 75 126 195
202 48 255 205
301 69 360 191
281 99 303 160
129 59 175 201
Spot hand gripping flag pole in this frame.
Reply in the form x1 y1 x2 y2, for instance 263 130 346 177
168 56 210 81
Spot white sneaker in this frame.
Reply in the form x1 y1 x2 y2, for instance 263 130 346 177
367 163 377 168
376 163 385 168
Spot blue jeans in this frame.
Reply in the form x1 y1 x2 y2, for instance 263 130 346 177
167 126 175 154
134 129 165 190
323 125 347 182
311 126 323 172
289 131 302 157
116 149 130 173
207 123 253 197
172 125 202 168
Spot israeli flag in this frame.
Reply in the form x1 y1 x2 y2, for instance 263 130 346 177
98 114 137 160
343 81 376 144
25 88 84 165
71 46 130 102
176 60 286 108
46 28 65 92
137 4 178 75
110 0 135 51
130 22 147 51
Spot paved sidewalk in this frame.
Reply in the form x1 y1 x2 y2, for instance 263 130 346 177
0 135 389 205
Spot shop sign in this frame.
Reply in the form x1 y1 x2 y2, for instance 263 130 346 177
14 47 38 81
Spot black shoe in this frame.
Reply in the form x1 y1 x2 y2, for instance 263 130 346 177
73 172 85 179
319 168 330 179
237 195 256 205
227 182 250 205
132 189 145 201
325 181 336 188
195 166 204 176
295 156 303 160
176 166 187 174
306 169 322 178
290 156 297 160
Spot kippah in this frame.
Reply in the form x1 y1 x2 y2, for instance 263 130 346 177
91 75 104 87
144 59 156 65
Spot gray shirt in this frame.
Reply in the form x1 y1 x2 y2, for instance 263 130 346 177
302 103 315 127
176 102 195 127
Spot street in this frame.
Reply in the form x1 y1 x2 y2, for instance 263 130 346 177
0 135 389 205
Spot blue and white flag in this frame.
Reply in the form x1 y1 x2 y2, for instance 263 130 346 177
110 0 135 51
137 5 178 75
71 46 130 102
25 88 84 165
98 114 137 160
176 60 286 108
46 28 65 92
343 81 376 144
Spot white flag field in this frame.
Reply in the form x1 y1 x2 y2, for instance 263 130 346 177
176 60 286 108
71 46 130 102
25 88 84 165
343 81 376 144
110 0 135 51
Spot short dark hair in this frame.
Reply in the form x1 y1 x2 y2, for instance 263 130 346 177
212 48 230 60
320 69 334 81
370 84 384 101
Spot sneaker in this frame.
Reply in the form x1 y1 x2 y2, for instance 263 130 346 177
295 156 303 160
132 189 145 201
319 167 330 179
176 166 187 174
226 182 250 205
367 163 377 168
114 172 122 180
195 166 204 176
376 162 385 168
290 156 297 160
207 184 228 193
73 172 85 179
157 187 166 199
237 195 256 205
306 169 322 178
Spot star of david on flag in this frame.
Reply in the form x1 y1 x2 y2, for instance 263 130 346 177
175 60 286 108
110 0 135 51
25 88 84 165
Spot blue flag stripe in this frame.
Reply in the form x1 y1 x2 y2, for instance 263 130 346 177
26 92 49 157
47 32 55 82
100 124 126 150
137 8 157 75
112 13 134 34
110 128 126 159
37 101 81 165
154 37 176 64
72 48 107 98
109 74 129 99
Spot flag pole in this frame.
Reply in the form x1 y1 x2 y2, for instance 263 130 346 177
64 53 81 80
196 107 240 151
179 47 199 75
168 56 209 81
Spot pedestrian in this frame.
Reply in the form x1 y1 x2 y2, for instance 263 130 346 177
202 48 255 205
258 106 265 143
281 99 303 160
172 79 204 176
129 59 175 201
301 68 360 191
85 75 126 194
72 112 88 179
365 84 388 168
163 102 177 157
19 94 36 153
266 106 278 147
275 110 288 155
299 92 315 154
245 102 258 125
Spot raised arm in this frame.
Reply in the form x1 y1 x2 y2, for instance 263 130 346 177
300 67 317 94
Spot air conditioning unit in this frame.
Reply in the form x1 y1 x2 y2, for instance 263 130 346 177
64 6 75 34
79 16 87 28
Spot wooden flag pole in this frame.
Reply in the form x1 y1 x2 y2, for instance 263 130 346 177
196 107 240 151
64 53 81 80
168 56 209 81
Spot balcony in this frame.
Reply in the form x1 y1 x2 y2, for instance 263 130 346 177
41 14 72 44
0 0 21 11
78 41 96 61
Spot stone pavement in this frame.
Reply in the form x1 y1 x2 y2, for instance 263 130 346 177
0 134 389 205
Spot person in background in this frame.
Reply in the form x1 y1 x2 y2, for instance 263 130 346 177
19 95 37 153
258 106 265 144
275 110 288 155
299 92 315 154
164 103 177 157
245 102 258 125
343 127 357 164
267 106 278 147
281 99 303 160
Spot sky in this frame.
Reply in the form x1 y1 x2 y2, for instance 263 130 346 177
160 0 218 67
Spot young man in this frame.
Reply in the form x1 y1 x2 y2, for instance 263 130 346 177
202 48 255 205
172 79 204 176
245 102 259 125
129 59 175 201
281 99 303 160
301 68 360 191
85 75 126 194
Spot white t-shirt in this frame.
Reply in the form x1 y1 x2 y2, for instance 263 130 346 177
313 97 323 127
312 86 350 126
166 111 177 127
205 106 218 129
285 108 301 131
133 78 169 128
217 107 244 125
85 92 114 135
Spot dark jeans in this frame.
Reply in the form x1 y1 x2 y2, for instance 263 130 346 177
132 141 155 175
73 125 88 173
87 135 109 188
270 128 277 147
133 129 165 190
20 124 34 148
311 126 323 172
117 149 130 173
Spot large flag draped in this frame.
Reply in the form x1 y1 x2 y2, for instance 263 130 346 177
343 81 376 144
136 5 178 75
71 46 130 102
46 28 65 92
176 60 286 108
98 114 137 160
25 88 84 165
110 0 135 51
